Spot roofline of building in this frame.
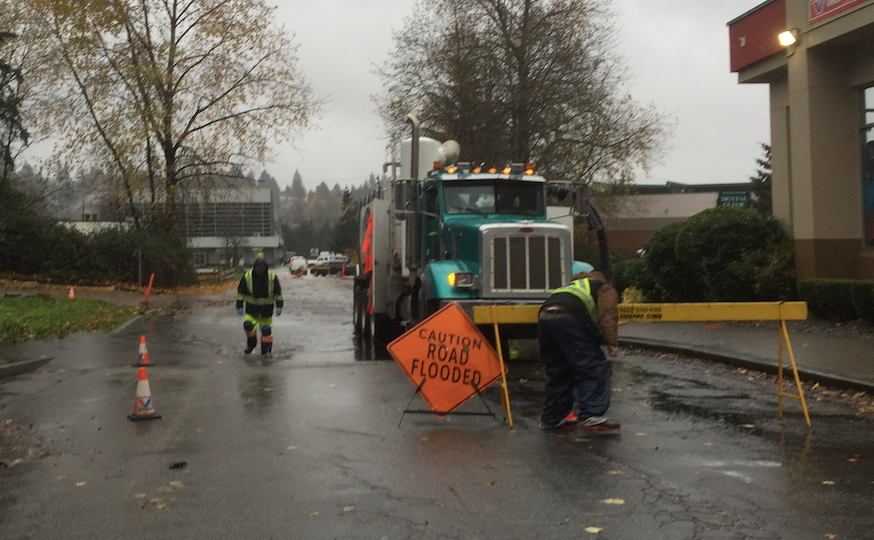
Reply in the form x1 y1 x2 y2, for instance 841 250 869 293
727 0 778 27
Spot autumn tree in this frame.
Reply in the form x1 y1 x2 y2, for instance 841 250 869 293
10 0 320 225
0 30 29 182
377 0 673 186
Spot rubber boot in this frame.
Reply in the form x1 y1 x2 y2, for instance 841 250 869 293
261 341 272 356
244 336 257 354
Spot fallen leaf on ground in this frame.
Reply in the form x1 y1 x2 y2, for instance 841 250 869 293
134 493 146 499
601 498 624 505
420 437 429 441
742 424 755 428
309 512 319 517
607 470 623 475
344 506 355 512
636 432 647 436
585 527 603 533
75 482 86 487
169 481 183 488
483 481 495 485
825 534 836 539
287 446 297 450
822 480 835 485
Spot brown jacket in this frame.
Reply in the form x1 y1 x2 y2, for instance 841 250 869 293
542 270 619 347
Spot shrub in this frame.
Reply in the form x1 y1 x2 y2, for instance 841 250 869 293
0 181 195 287
640 206 796 302
612 257 649 297
621 286 647 303
798 279 874 321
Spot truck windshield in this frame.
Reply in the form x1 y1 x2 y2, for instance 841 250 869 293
444 182 543 217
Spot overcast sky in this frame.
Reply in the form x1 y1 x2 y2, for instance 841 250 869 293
22 1 769 191
264 0 770 191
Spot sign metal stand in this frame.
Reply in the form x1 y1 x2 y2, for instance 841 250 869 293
397 378 497 427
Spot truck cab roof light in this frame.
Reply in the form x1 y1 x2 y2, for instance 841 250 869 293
473 167 481 173
525 163 535 175
446 166 456 174
433 161 442 170
502 167 512 174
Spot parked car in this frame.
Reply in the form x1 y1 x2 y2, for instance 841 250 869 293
288 256 309 272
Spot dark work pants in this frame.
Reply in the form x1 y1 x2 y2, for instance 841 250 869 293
538 313 611 425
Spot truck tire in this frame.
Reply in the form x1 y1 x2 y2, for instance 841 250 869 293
352 278 368 335
371 313 397 348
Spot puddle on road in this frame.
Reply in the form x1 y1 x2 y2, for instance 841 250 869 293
239 372 279 418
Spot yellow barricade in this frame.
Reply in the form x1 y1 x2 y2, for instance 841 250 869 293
473 302 811 428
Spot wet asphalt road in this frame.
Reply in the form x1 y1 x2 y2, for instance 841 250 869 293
1 270 873 539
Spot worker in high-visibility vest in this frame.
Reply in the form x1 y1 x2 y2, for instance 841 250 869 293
537 271 619 431
236 257 283 355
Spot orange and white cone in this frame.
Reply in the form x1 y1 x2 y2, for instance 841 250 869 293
128 367 161 421
68 287 75 299
134 335 154 367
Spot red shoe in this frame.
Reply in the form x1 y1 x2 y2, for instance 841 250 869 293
539 412 579 430
579 415 620 432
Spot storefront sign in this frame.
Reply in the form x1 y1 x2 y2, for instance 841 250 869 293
717 190 751 208
810 0 873 25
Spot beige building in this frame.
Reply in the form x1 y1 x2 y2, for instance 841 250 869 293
729 0 874 279
598 183 753 252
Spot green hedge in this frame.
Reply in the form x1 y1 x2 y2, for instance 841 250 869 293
637 207 796 302
798 279 874 321
0 180 195 288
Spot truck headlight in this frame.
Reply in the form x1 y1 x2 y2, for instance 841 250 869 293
448 272 474 288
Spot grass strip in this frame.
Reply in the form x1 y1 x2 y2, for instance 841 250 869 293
0 296 146 345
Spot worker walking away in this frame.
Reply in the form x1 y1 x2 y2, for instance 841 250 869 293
537 270 620 431
236 257 283 355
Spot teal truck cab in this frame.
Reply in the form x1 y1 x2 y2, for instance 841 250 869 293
354 115 605 347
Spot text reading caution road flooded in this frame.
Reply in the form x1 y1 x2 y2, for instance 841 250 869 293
388 303 504 415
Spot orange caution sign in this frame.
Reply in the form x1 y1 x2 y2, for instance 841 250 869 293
387 302 505 416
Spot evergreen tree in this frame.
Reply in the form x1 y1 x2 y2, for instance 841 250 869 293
750 143 772 213
332 189 359 256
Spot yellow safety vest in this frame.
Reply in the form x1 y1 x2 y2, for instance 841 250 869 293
552 279 598 329
238 270 282 306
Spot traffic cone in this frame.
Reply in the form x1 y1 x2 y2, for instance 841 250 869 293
128 367 161 421
68 287 75 299
134 335 154 367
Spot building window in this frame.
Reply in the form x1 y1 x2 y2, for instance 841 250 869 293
862 86 874 247
193 252 207 266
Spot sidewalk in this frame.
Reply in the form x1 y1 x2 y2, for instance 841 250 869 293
619 320 874 394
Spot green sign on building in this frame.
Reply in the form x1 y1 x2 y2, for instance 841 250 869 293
717 190 751 208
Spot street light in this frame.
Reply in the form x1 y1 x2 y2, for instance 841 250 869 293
778 29 798 47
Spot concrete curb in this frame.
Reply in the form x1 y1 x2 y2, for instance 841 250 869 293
619 337 874 395
0 356 54 379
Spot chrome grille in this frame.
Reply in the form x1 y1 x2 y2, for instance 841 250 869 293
489 232 565 294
